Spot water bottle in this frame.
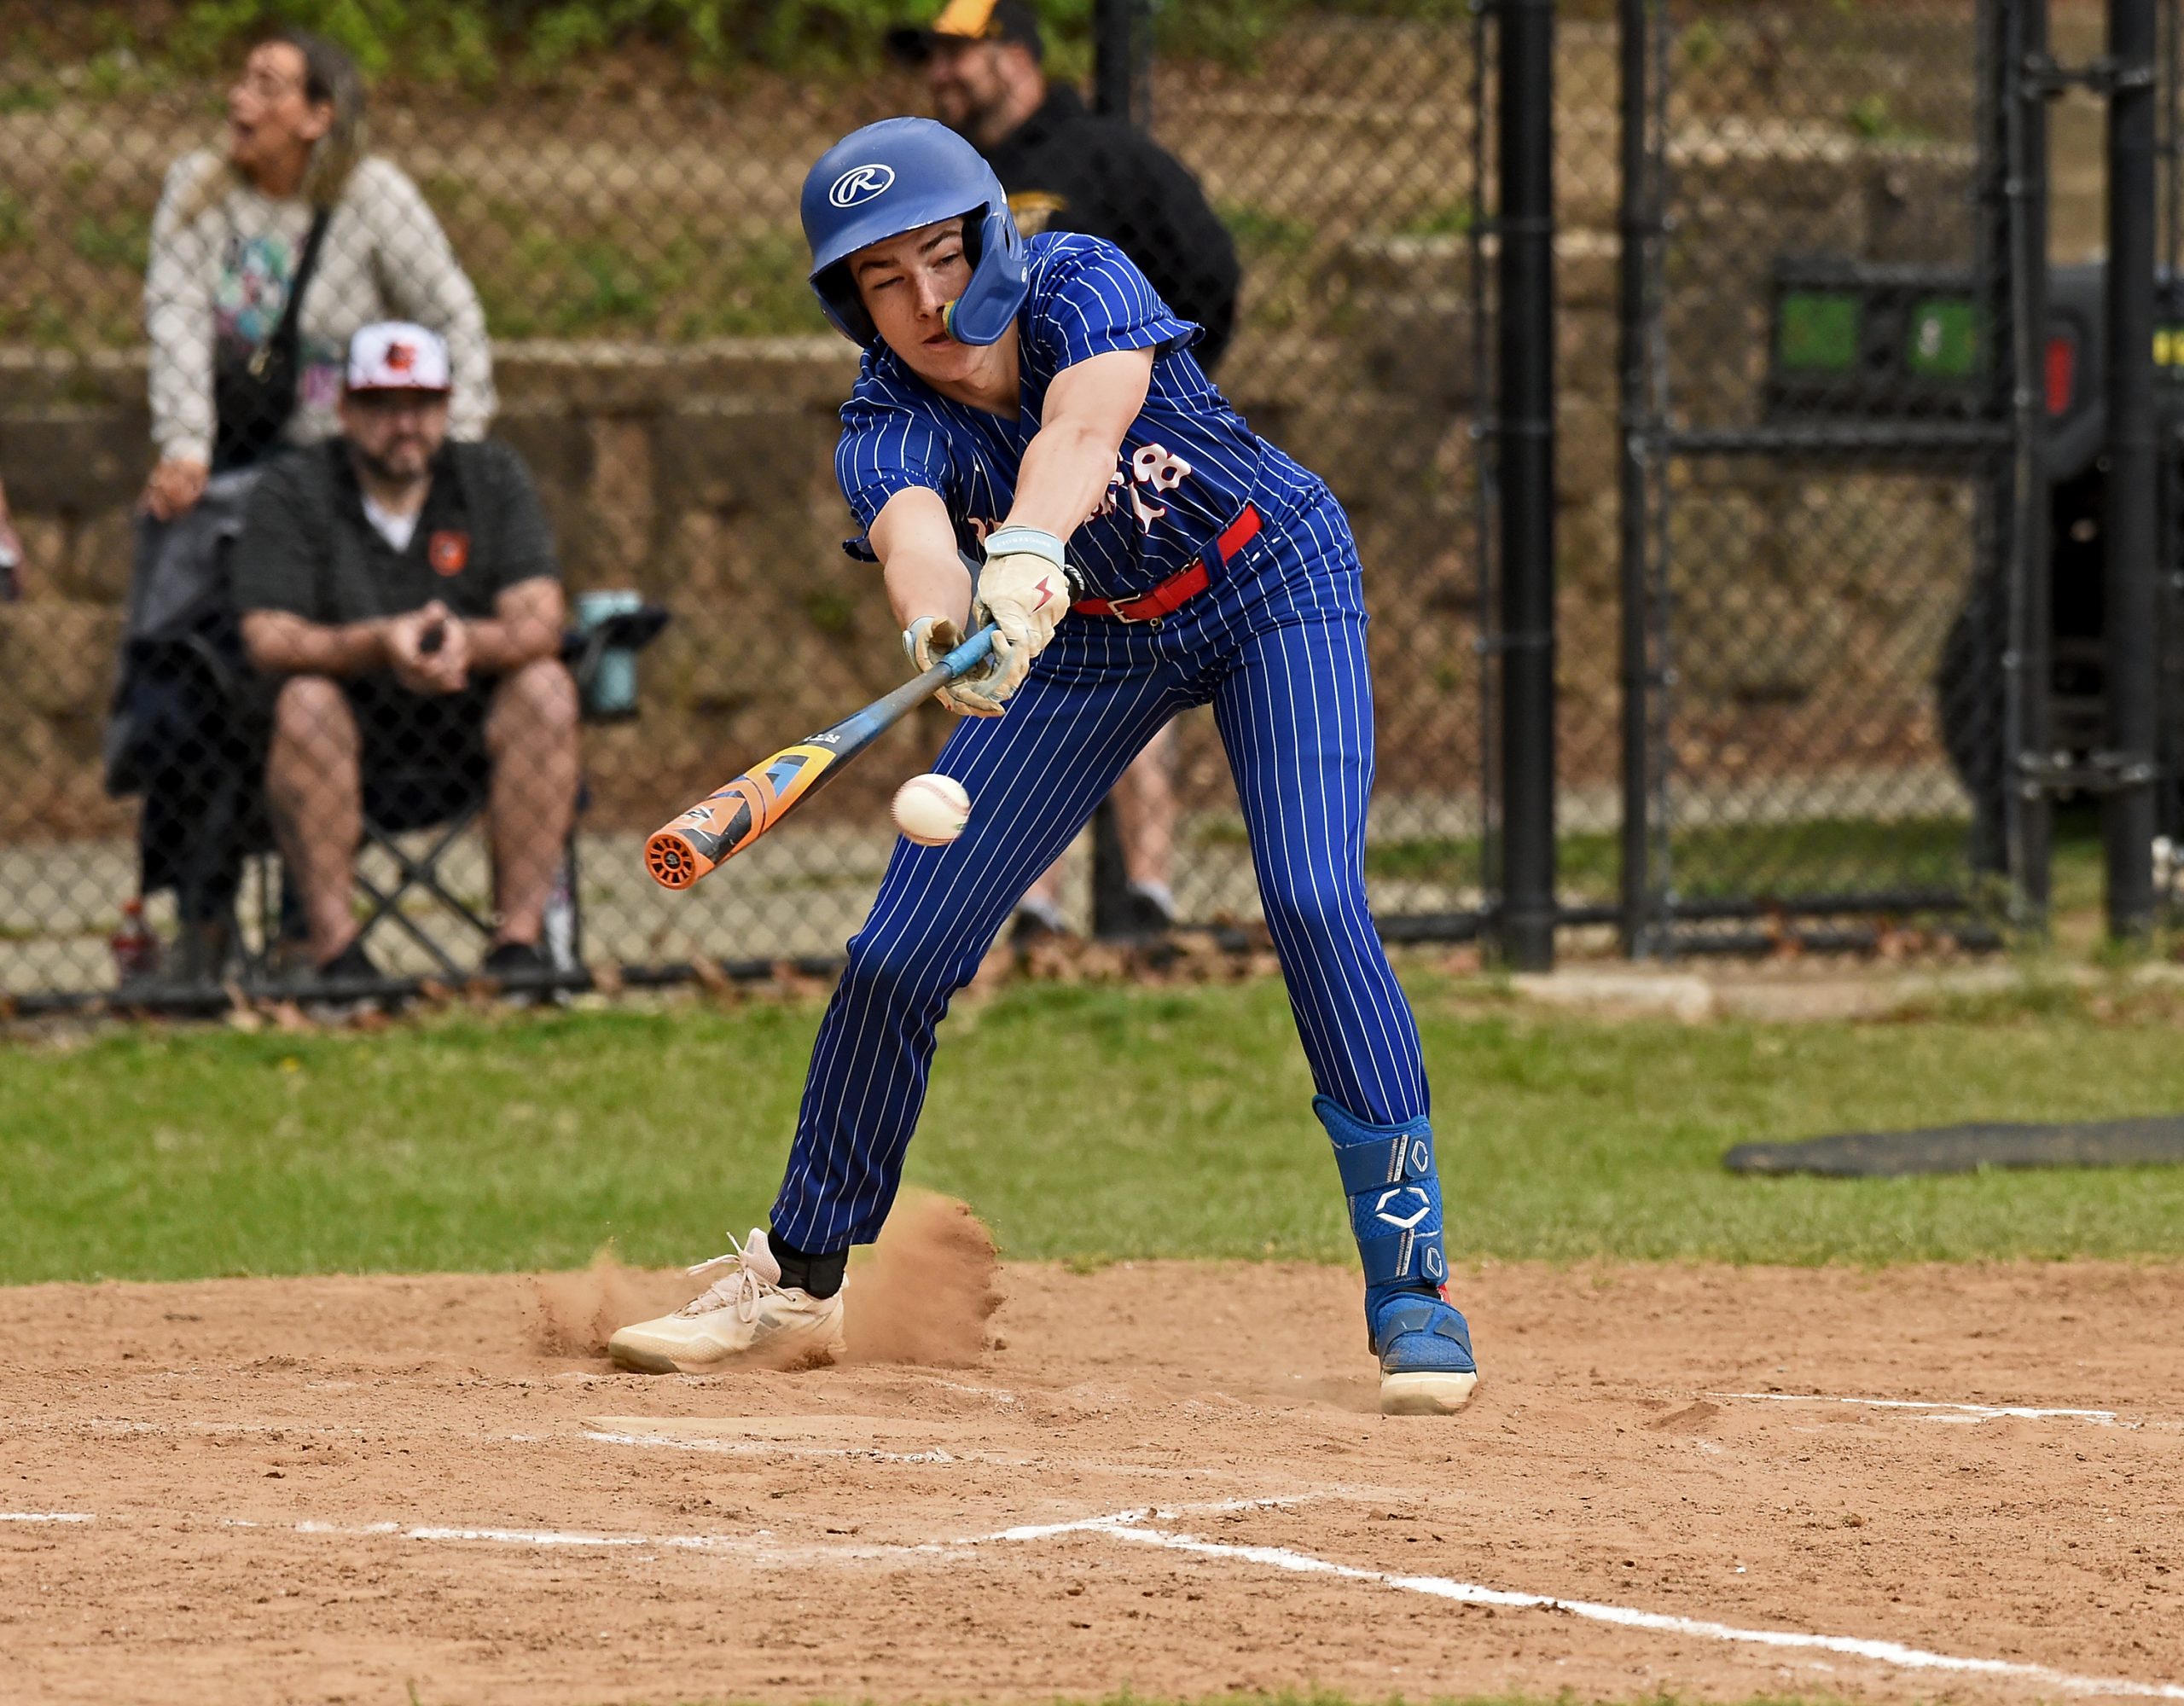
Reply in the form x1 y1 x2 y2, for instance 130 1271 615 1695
574 589 643 718
110 897 160 985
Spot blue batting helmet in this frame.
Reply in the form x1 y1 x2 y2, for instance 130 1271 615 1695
800 117 1028 348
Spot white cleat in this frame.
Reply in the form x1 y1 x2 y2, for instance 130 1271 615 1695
608 1228 846 1374
1371 1292 1479 1415
1380 1369 1480 1415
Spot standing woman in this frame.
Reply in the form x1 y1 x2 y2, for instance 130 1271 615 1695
609 119 1478 1414
142 28 494 516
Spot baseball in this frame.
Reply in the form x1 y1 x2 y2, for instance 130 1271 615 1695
892 773 972 846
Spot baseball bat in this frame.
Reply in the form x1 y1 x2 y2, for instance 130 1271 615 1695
644 624 996 891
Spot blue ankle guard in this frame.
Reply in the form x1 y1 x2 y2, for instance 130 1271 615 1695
1314 1094 1447 1294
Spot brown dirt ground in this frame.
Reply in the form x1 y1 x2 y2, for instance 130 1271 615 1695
3 1245 2181 1706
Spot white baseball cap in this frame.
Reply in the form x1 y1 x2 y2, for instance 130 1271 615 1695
345 322 451 394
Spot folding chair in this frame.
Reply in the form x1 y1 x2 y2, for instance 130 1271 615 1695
337 601 671 979
220 601 669 987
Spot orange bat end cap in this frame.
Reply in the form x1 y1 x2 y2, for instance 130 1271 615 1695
645 833 699 891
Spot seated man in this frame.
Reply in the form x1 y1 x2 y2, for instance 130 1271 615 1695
229 322 577 983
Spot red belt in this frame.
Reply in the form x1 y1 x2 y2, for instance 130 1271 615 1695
1071 503 1262 622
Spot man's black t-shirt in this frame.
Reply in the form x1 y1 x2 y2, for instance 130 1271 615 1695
230 437 558 629
979 85 1241 372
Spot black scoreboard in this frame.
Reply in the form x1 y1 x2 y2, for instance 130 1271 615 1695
1763 257 2184 479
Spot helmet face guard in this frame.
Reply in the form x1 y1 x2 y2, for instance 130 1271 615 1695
801 117 1029 349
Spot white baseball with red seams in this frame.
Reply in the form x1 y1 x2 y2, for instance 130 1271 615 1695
892 773 972 846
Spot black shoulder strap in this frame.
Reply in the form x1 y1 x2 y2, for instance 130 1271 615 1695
441 439 483 546
266 206 333 364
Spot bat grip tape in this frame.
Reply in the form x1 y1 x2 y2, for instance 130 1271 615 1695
938 624 997 679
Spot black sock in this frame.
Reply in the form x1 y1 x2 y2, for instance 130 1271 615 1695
768 1228 847 1299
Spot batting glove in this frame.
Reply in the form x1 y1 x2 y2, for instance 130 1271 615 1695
973 527 1072 701
905 616 1007 717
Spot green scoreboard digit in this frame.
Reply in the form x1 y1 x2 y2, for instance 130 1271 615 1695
1906 297 1984 379
1764 259 1996 421
1775 289 1862 375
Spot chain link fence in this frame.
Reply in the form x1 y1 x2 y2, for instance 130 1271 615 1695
0 0 2107 1010
1623 0 2029 951
3 15 921 1004
0 3 1501 1010
1141 4 1492 945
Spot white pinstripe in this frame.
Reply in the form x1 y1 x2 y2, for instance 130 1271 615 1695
834 233 1320 595
772 235 1430 1253
772 486 1428 1251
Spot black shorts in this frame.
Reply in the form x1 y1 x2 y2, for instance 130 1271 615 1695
343 673 496 829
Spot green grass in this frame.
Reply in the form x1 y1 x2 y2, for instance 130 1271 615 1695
1218 201 1318 258
7 972 2184 1285
1363 814 2107 908
68 208 151 273
1395 200 1478 240
454 210 824 339
1370 817 1980 900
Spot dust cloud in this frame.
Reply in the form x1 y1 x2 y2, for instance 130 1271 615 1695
526 1193 1002 1366
529 1245 687 1356
845 1190 1002 1367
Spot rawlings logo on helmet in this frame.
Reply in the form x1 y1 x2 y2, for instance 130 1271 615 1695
829 164 896 207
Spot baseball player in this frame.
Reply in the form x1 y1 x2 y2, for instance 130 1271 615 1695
610 119 1478 1413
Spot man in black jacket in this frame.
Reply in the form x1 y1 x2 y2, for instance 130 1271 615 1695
889 0 1240 373
231 322 577 983
891 0 1238 935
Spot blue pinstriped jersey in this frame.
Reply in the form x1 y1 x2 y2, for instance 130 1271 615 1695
833 232 1322 601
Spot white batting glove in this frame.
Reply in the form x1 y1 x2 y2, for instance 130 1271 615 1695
905 616 1007 717
973 527 1072 701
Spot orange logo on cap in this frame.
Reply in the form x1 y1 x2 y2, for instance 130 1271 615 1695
386 340 415 372
428 531 469 575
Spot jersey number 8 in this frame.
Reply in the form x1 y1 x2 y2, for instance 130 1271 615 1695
1127 443 1193 525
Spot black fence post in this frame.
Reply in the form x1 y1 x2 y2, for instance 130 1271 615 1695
1089 0 1150 937
1617 0 1653 957
1094 0 1152 125
1496 0 1559 971
2106 0 2160 943
2001 0 2053 927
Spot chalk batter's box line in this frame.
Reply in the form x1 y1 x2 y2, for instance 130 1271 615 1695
581 1427 1321 1484
17 1500 2181 1702
1047 1516 2184 1703
1708 1390 2184 1430
0 1415 1298 1484
0 1415 1368 1497
0 1494 1304 1552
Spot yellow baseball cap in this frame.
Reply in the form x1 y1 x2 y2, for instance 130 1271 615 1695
886 0 1044 63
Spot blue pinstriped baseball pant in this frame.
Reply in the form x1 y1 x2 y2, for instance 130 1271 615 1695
770 489 1430 1254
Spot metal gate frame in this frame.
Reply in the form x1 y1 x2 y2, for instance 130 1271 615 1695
1614 0 2051 956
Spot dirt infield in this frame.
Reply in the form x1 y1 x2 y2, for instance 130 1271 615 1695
3 1236 2181 1705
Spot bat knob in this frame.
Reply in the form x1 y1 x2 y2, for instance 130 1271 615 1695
645 833 695 890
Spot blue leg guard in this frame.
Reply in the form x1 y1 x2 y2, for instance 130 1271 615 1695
1314 1095 1478 1388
